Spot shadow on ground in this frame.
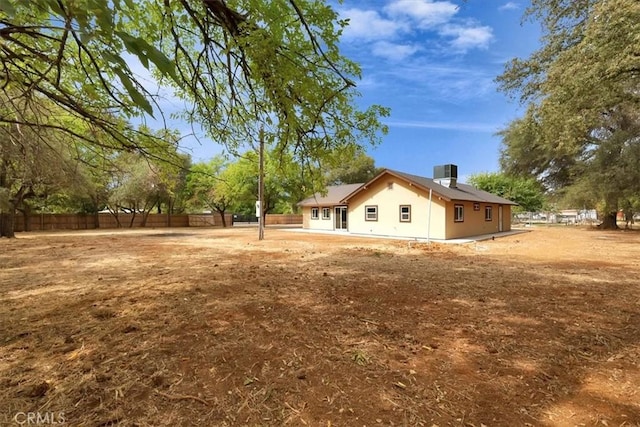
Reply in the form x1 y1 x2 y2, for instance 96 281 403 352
0 228 639 426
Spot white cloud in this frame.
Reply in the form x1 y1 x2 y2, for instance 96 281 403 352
385 0 458 28
372 41 420 61
380 62 496 101
340 3 494 55
439 24 494 51
385 120 499 133
340 8 404 41
498 2 520 11
356 75 380 89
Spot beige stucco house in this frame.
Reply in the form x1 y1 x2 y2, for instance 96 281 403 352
298 167 517 240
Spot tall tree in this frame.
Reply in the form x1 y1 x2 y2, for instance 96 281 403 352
1 1 388 172
0 95 87 237
139 128 192 216
105 152 161 227
186 155 232 227
325 150 382 185
104 133 187 228
221 149 309 221
497 0 640 228
467 172 545 213
2 1 389 239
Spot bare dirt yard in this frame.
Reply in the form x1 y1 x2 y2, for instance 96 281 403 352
1 226 639 426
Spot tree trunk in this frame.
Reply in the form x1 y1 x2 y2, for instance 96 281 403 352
599 196 619 230
262 197 275 225
107 206 122 228
599 211 618 229
624 209 633 229
129 210 136 228
93 196 100 229
217 209 227 227
0 209 16 238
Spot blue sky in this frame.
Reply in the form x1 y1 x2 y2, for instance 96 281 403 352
334 0 541 180
142 0 542 182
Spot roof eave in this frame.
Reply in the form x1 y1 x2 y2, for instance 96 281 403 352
340 169 453 203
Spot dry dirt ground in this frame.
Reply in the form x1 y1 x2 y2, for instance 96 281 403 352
1 226 639 427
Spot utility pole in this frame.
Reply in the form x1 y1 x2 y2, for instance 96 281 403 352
258 127 265 240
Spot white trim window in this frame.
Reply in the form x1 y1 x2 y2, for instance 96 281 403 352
485 206 493 221
399 205 411 222
311 207 319 220
322 207 331 220
365 205 378 221
454 204 464 222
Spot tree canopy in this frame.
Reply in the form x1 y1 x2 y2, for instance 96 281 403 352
1 0 389 237
0 93 92 236
185 155 232 227
218 149 309 218
467 172 545 213
0 1 388 162
497 0 640 228
325 150 382 185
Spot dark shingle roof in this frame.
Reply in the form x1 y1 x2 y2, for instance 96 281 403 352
298 169 517 207
388 170 518 205
297 183 363 207
340 169 518 206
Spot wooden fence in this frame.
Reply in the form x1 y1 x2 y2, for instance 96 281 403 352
12 213 301 231
188 214 234 227
97 213 190 229
264 214 302 225
14 213 96 231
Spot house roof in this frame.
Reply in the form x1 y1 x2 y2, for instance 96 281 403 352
297 183 363 207
342 169 518 205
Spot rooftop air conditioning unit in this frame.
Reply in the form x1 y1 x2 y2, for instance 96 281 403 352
433 164 458 188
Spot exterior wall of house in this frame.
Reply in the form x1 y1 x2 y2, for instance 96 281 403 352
301 206 335 231
444 201 512 239
302 206 310 228
347 176 448 239
301 176 514 240
503 205 512 232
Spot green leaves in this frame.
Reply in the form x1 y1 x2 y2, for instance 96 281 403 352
114 31 180 86
1 0 388 216
325 151 381 185
0 0 16 17
497 0 640 217
113 68 153 116
468 173 545 213
143 0 387 163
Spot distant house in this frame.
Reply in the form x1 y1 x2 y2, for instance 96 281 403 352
298 166 517 240
545 209 598 224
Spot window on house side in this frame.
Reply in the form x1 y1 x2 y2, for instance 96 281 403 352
454 204 464 222
311 207 319 220
485 206 493 221
365 205 378 221
322 207 331 220
400 205 411 222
